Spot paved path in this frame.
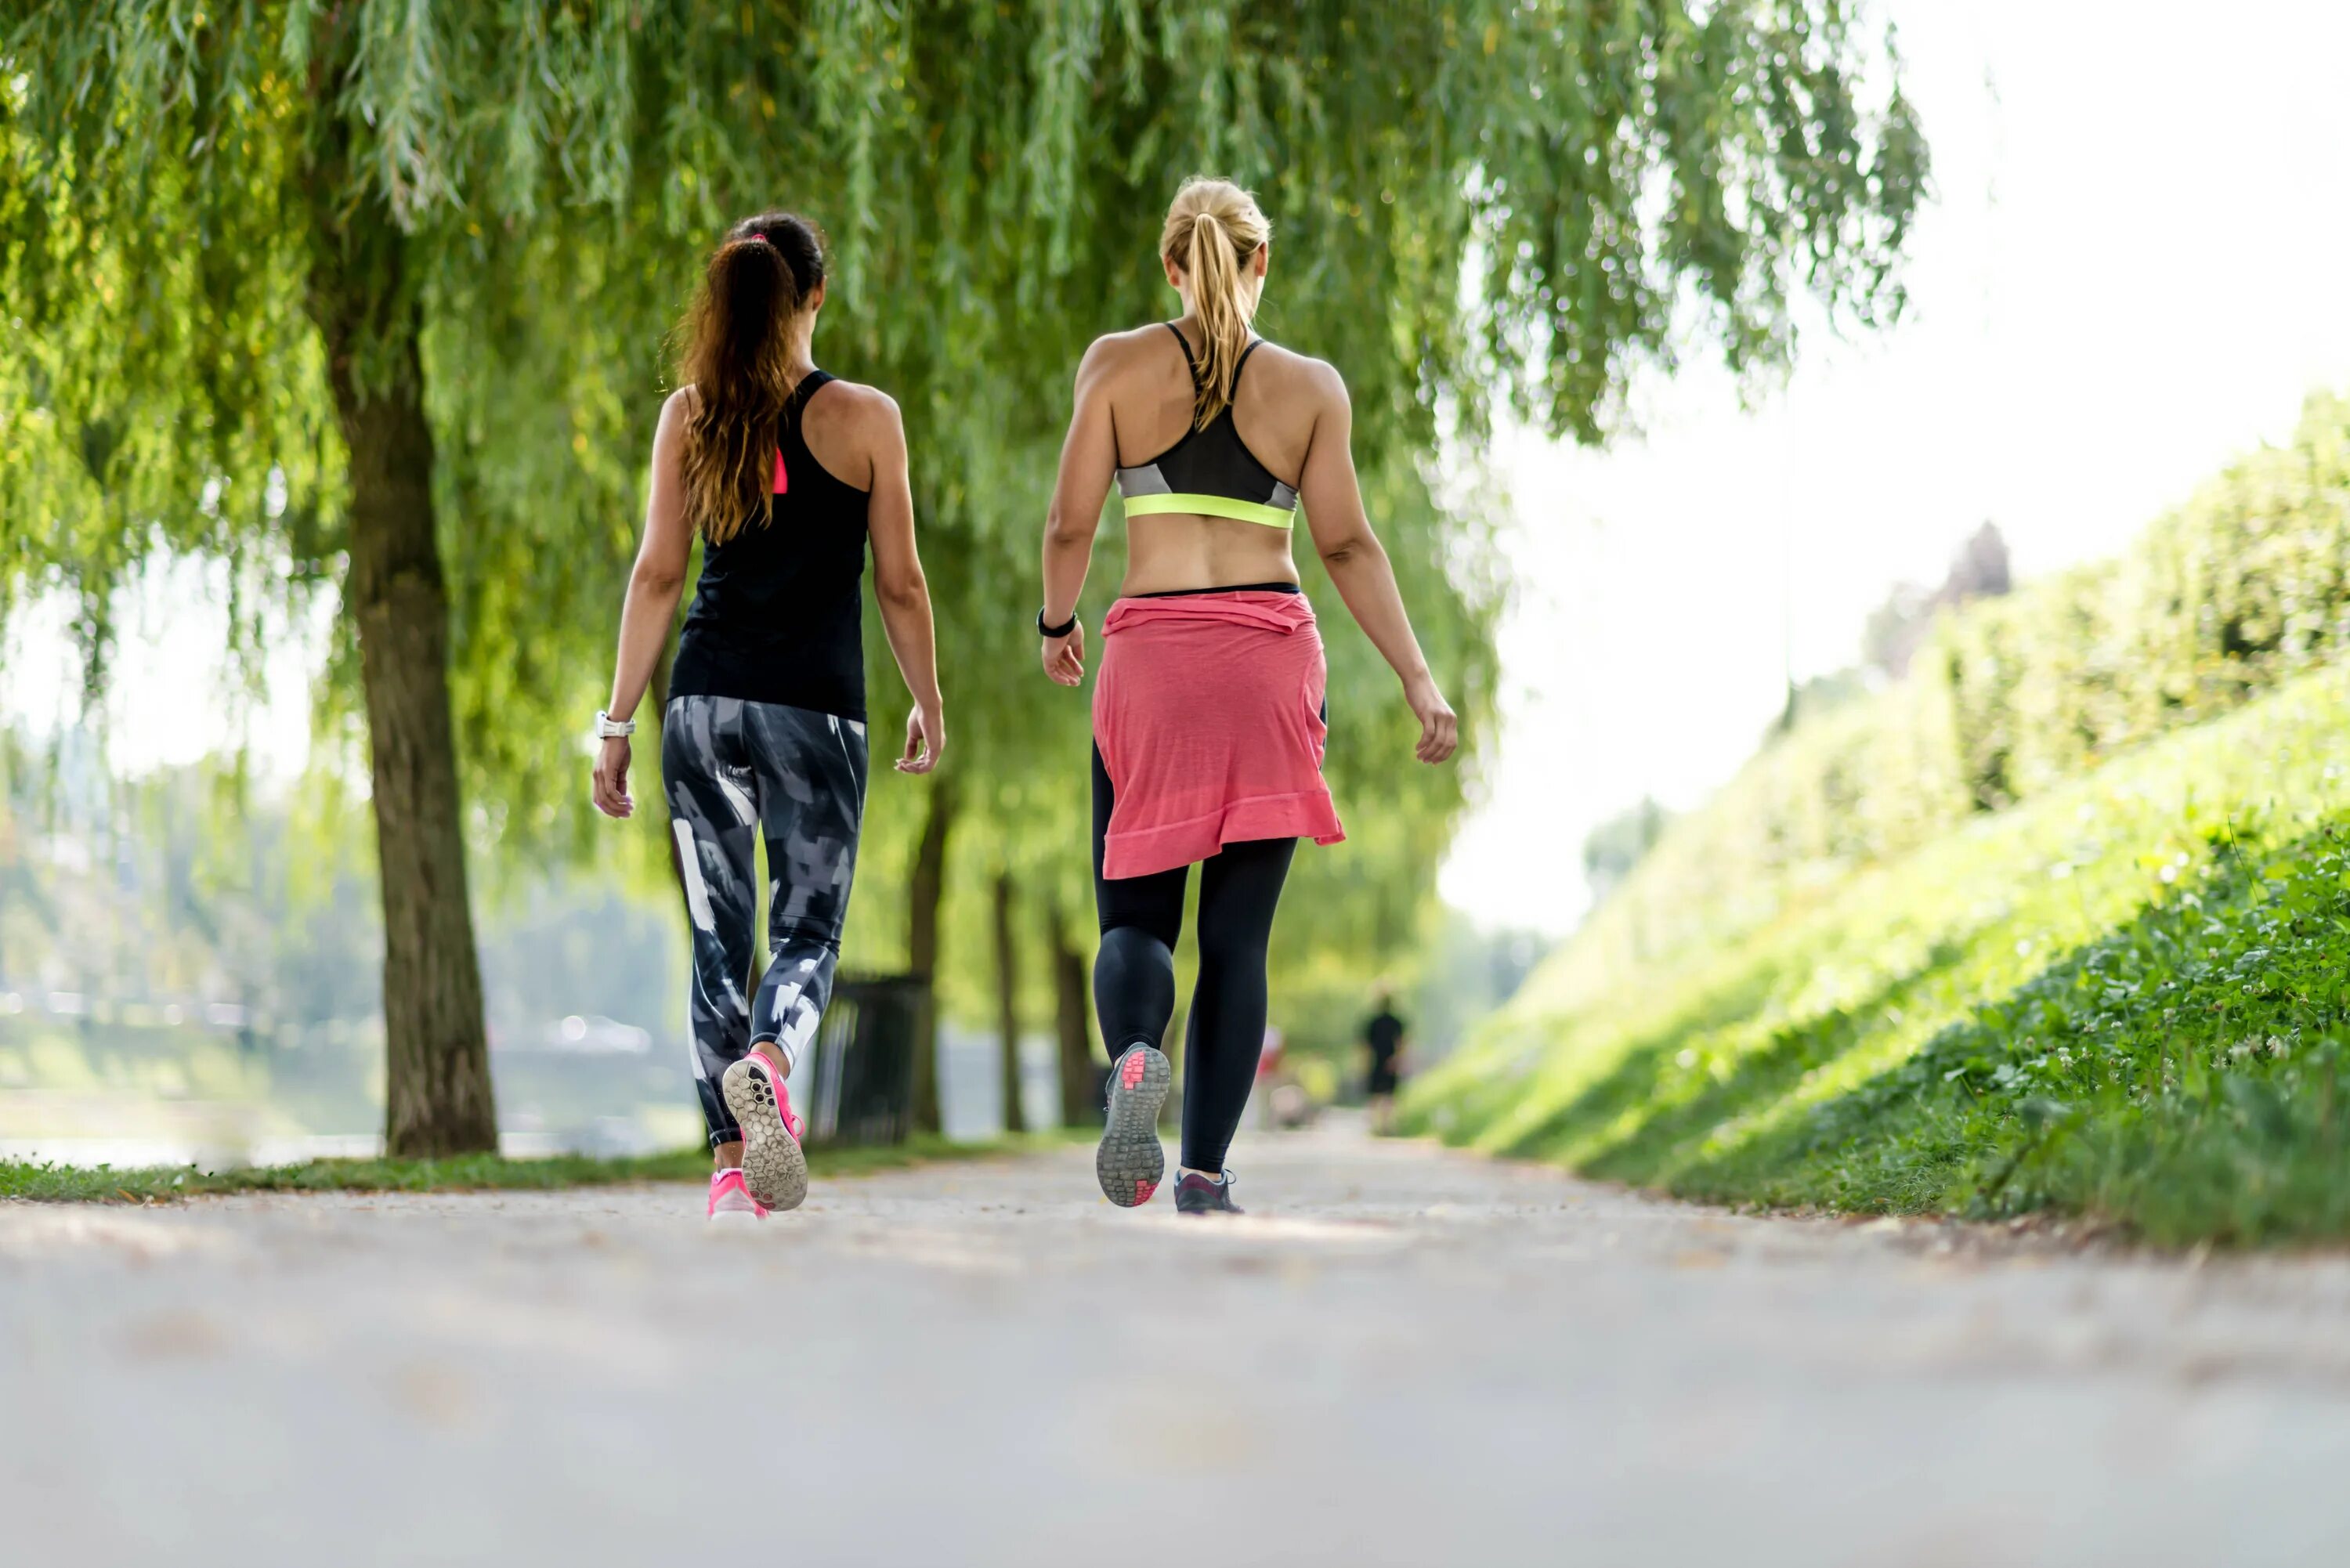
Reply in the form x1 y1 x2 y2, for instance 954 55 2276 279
6 1125 2349 1566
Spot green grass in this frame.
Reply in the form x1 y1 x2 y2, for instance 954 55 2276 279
1408 661 2350 1247
0 1130 1086 1204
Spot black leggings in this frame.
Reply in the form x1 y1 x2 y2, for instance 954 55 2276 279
1093 745 1296 1172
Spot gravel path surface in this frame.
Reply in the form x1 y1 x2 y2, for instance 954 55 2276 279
6 1125 2349 1566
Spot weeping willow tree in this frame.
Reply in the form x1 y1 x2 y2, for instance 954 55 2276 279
0 2 1926 1151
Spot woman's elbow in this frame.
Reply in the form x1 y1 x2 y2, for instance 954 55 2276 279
878 568 930 610
630 559 687 598
1316 533 1366 569
1044 505 1096 551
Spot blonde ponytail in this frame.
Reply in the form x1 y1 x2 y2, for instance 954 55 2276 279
1161 177 1271 430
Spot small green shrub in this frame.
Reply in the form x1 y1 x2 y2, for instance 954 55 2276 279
1410 657 2350 1244
1550 392 2350 1015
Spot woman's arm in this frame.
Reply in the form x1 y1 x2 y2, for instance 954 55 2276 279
1038 338 1120 686
864 392 945 774
592 390 698 818
1295 366 1459 764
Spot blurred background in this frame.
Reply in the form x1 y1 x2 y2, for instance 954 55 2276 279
4 1 2345 1187
1448 1 2350 935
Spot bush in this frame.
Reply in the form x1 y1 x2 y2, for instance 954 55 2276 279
1555 390 2350 1012
1410 661 2350 1244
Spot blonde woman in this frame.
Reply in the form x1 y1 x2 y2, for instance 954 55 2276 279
1039 177 1458 1215
594 211 945 1222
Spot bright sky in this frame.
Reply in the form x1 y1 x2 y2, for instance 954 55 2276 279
2 561 327 777
1439 0 2350 935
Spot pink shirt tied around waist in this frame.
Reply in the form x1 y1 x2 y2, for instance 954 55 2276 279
1093 589 1346 880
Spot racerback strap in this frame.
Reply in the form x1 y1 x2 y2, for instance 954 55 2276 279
1162 321 1200 377
1229 338 1264 392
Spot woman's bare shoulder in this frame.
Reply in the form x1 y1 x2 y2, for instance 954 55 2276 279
1247 341 1347 406
806 375 896 414
1079 323 1187 378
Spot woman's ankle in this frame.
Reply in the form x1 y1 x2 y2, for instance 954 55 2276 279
714 1140 745 1171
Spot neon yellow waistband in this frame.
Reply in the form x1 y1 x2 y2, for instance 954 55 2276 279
1124 493 1296 529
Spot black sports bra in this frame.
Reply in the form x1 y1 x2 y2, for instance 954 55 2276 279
1112 325 1299 529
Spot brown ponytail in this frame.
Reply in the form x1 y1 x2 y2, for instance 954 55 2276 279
1160 177 1271 430
678 212 827 545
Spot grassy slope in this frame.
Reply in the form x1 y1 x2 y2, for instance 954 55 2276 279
1408 662 2350 1245
0 1131 1084 1204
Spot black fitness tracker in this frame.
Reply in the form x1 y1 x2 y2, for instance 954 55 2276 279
1037 608 1079 638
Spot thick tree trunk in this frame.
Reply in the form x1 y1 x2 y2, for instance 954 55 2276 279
1049 900 1097 1128
906 779 956 1136
992 869 1025 1136
310 203 497 1158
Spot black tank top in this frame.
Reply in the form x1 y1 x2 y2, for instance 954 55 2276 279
670 370 869 720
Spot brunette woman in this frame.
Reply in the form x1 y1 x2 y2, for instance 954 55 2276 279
594 212 945 1221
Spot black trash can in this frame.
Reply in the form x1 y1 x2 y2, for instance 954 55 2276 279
803 976 924 1146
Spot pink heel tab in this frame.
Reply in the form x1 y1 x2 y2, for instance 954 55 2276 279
708 1167 768 1217
710 1170 757 1212
750 1050 806 1140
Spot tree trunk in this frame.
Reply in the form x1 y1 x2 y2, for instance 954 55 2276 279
992 869 1025 1136
906 778 956 1136
309 198 497 1158
1050 900 1097 1128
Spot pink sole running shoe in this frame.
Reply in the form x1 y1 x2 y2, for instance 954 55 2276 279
707 1168 768 1224
1096 1044 1171 1207
721 1050 808 1212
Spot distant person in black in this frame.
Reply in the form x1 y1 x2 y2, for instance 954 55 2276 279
1363 990 1408 1135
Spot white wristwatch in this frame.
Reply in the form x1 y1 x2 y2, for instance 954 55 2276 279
594 710 635 739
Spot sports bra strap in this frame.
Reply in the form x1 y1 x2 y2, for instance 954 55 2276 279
1162 322 1199 376
1230 338 1264 392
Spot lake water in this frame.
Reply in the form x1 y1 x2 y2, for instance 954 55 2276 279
1 1024 1070 1170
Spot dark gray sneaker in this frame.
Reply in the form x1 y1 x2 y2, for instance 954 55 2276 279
1096 1044 1172 1207
1174 1170 1242 1216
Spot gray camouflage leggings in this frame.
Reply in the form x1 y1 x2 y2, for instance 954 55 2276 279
662 694 870 1150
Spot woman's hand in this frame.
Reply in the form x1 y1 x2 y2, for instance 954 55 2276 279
1405 676 1458 764
591 735 634 817
898 703 945 774
1041 621 1086 687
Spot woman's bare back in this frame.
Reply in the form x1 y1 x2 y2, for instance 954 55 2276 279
1091 321 1336 595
